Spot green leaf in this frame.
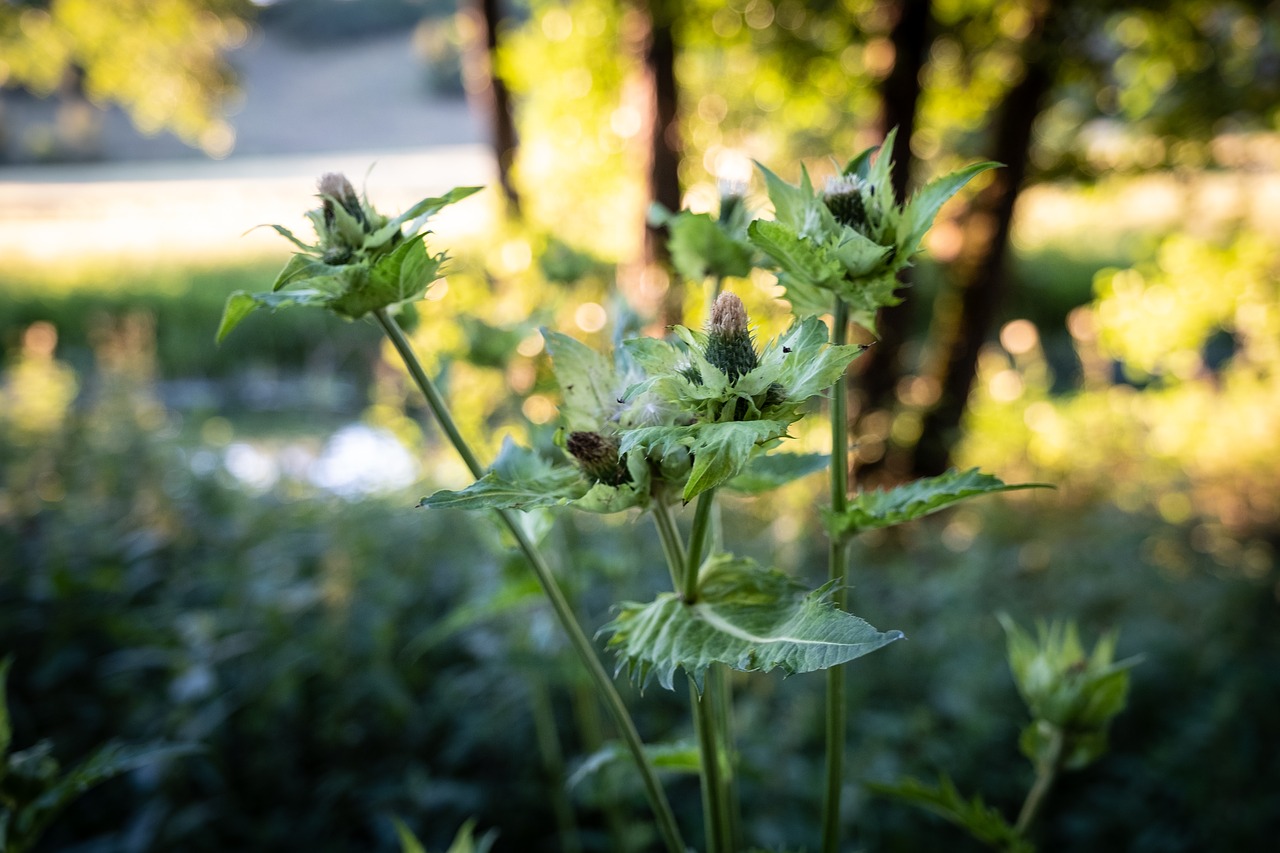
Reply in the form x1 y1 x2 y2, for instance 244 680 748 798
824 468 1049 537
726 451 829 493
393 818 428 853
383 186 484 242
544 330 623 432
253 222 317 252
419 439 590 512
755 162 814 232
622 420 788 503
769 324 865 402
567 739 700 789
271 253 342 292
216 288 334 343
667 212 754 282
16 742 197 852
747 220 843 292
898 161 1001 259
328 235 440 318
605 554 903 690
869 774 1032 853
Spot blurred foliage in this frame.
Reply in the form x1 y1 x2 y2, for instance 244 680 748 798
960 229 1280 537
1 338 1276 849
0 0 254 156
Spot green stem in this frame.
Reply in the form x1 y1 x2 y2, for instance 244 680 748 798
691 672 731 853
650 486 687 590
684 489 717 603
1015 726 1065 836
651 499 733 853
710 665 742 851
375 309 686 853
528 677 583 853
821 297 852 853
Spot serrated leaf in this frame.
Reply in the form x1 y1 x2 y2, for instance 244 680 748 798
567 739 700 790
726 451 829 493
544 330 622 432
824 468 1049 537
747 220 843 291
899 161 1000 258
328 234 438 318
216 288 334 343
667 212 754 282
419 440 589 511
869 774 1032 853
605 554 903 690
622 420 788 502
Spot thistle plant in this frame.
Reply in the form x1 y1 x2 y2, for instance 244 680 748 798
871 617 1140 852
218 146 1108 852
747 132 1001 853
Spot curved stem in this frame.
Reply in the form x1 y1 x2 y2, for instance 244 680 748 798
821 297 852 853
650 489 687 590
1015 725 1065 836
375 309 686 853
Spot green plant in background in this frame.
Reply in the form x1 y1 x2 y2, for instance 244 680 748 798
216 134 1121 852
872 617 1140 852
0 658 191 853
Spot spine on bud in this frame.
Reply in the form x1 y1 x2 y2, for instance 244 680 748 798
318 172 366 227
566 431 630 486
704 292 757 383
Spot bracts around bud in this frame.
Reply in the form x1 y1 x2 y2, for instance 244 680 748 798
704 292 758 383
566 431 631 486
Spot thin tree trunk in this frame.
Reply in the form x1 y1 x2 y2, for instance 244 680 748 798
910 0 1063 477
849 0 933 487
644 0 683 326
459 0 520 213
618 0 683 328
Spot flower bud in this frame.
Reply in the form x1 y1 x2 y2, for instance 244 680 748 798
566 431 630 486
704 292 757 383
823 175 874 233
318 172 367 229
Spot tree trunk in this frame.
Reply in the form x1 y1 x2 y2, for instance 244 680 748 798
643 0 683 327
909 0 1063 477
849 0 933 488
459 0 520 213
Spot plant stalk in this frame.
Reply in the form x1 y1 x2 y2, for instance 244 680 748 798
1015 725 1065 836
375 309 686 853
652 498 734 853
821 297 852 853
684 489 717 603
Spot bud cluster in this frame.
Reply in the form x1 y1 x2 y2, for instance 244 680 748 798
566 431 631 486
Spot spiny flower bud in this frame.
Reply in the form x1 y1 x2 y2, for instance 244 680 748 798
566 431 630 486
704 292 757 383
823 175 874 233
318 172 366 228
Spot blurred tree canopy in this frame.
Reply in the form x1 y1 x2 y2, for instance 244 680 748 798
0 0 253 156
494 0 1280 477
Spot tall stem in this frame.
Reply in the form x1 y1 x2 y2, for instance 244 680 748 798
651 498 733 853
684 489 717 603
375 309 686 853
1015 725 1065 836
821 298 852 853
